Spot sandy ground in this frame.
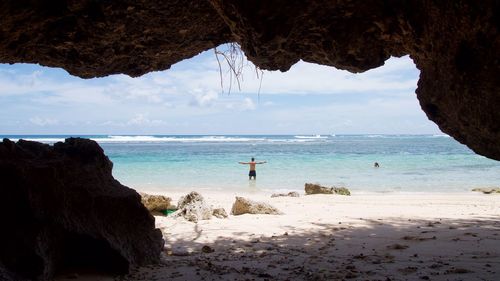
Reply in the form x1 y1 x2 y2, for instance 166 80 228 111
59 191 500 281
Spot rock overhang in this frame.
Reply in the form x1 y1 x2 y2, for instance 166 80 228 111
0 0 498 160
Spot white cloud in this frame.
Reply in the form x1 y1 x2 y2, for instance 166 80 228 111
127 114 148 125
241 97 256 110
135 52 418 96
0 52 418 107
126 113 165 126
253 57 417 94
99 120 119 126
0 50 436 134
189 89 219 107
29 116 58 126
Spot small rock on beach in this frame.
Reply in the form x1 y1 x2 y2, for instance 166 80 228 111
172 191 213 222
231 196 283 215
139 192 175 212
305 183 351 196
471 187 500 194
212 207 228 218
271 191 300 198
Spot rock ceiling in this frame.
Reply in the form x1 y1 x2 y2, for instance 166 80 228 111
0 1 498 159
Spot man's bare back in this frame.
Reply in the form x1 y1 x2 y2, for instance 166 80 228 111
239 158 267 180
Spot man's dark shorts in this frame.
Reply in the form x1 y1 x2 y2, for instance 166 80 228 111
249 170 256 177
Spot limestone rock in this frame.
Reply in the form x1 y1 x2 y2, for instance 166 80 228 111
271 192 300 198
212 207 228 219
173 192 213 222
140 193 175 212
231 197 282 216
0 1 230 78
1 1 498 160
0 138 164 281
305 183 351 196
472 188 500 194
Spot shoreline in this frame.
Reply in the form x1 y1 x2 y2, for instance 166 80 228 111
133 186 494 196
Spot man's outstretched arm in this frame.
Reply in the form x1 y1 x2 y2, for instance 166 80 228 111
238 162 249 164
257 161 267 164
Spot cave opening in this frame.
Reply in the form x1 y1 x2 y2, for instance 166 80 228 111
1 1 499 279
1 47 499 281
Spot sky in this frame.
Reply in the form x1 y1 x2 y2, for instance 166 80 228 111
0 45 442 135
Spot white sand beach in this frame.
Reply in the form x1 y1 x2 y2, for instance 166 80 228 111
58 190 500 281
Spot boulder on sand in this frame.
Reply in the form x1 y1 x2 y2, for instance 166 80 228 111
231 196 283 215
140 193 175 212
471 187 500 194
271 191 300 198
305 183 351 196
173 191 213 222
212 207 228 219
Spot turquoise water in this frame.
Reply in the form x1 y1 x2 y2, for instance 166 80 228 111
3 135 500 193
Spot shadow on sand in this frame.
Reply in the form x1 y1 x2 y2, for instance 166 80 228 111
106 216 500 281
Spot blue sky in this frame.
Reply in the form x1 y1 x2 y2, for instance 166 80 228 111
0 46 442 135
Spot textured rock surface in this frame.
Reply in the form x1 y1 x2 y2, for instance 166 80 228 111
212 207 229 219
140 193 175 212
0 138 164 281
271 192 300 198
0 1 498 159
173 191 213 222
0 0 230 78
231 197 282 216
471 187 500 194
305 183 351 196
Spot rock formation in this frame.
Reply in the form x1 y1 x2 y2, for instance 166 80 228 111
231 197 283 215
0 1 230 78
140 193 175 212
271 191 300 198
0 138 164 281
212 207 229 219
471 187 500 194
173 191 214 222
0 1 498 160
305 183 351 196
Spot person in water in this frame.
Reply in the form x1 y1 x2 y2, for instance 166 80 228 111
239 157 267 180
374 162 380 168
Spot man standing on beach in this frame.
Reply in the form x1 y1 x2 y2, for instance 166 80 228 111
239 157 267 180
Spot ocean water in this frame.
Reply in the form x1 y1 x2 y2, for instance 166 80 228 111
3 135 500 193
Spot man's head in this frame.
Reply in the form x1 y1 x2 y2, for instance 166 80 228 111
251 157 255 161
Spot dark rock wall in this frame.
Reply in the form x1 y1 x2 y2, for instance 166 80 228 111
0 1 498 159
210 0 410 72
0 138 164 280
0 0 231 78
410 1 500 160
